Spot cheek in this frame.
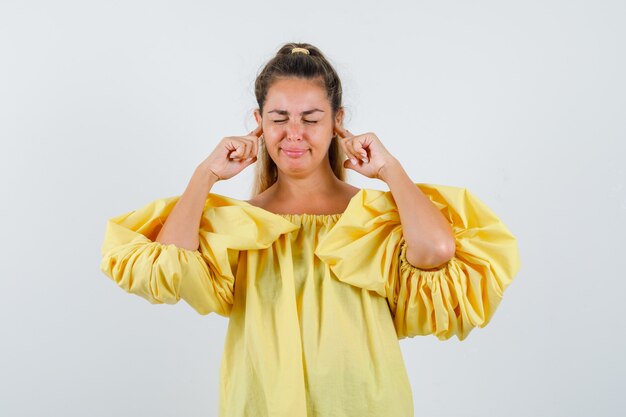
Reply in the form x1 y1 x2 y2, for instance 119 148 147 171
265 125 283 136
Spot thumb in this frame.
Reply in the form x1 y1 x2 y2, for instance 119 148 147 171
243 155 258 168
343 159 355 170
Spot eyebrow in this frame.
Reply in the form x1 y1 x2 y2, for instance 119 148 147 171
267 108 325 116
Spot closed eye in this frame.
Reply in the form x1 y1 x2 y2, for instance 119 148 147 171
273 120 318 124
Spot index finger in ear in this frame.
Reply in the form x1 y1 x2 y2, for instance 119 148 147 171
249 124 263 138
334 124 352 139
247 124 263 156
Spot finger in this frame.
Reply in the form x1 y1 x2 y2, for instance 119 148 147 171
231 140 249 160
248 126 262 156
245 138 258 161
343 138 363 165
249 124 263 138
242 140 253 159
243 155 258 167
337 127 364 161
338 136 358 165
231 142 244 160
248 138 258 160
343 157 358 170
352 140 369 162
334 124 352 140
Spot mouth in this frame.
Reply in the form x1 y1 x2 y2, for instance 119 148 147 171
281 148 309 158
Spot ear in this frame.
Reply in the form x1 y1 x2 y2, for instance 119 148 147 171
253 109 262 125
334 107 344 128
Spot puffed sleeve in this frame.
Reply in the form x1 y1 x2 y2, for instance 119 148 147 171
100 194 299 317
314 183 521 341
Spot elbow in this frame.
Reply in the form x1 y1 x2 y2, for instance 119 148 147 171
406 238 456 270
439 236 456 262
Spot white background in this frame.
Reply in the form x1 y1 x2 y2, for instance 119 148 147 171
1 0 624 416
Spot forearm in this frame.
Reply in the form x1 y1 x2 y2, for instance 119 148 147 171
155 165 218 251
379 159 455 269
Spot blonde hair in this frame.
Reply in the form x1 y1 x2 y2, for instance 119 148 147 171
250 42 348 197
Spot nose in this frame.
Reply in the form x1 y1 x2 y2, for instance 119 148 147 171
285 120 305 141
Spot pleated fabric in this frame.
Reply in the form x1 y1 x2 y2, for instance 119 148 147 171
100 182 521 417
314 183 521 341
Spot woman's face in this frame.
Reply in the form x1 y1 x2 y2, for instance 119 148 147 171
254 77 343 176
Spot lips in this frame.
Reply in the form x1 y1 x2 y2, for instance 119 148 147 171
281 148 308 157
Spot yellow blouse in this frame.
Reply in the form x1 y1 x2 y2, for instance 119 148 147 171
100 182 521 417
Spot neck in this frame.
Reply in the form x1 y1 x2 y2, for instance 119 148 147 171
273 160 342 201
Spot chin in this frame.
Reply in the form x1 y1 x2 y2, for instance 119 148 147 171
277 161 319 176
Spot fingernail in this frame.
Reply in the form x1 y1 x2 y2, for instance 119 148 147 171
245 157 252 162
362 158 369 163
350 158 357 165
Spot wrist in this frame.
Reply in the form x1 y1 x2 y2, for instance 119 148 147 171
377 157 401 182
194 165 220 187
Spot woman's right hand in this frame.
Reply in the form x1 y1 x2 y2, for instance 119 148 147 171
199 124 263 182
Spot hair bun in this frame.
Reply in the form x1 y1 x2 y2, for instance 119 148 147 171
291 47 310 55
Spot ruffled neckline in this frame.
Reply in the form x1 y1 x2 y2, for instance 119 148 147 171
273 212 343 225
202 187 393 228
236 188 368 225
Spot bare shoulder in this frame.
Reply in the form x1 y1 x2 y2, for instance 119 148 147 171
343 183 361 199
331 182 362 210
245 190 269 208
245 183 280 209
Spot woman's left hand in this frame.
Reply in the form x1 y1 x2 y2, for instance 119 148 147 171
334 125 396 180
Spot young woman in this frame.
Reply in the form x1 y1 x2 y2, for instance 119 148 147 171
100 42 521 417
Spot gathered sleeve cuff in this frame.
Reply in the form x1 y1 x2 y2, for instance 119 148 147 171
100 194 299 317
315 183 521 341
